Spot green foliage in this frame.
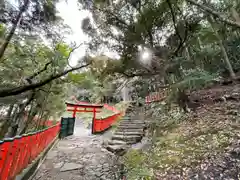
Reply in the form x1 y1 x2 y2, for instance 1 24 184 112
165 69 218 105
56 43 72 58
173 69 218 91
68 72 88 84
67 56 123 102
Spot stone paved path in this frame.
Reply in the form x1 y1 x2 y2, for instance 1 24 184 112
33 120 121 180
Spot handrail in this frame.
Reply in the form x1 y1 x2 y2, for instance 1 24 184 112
0 123 60 180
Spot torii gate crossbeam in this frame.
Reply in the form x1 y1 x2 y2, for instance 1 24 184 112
65 102 103 120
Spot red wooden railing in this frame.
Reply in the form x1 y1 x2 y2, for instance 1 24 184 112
145 89 168 104
92 113 122 133
0 98 123 179
0 123 60 180
103 104 120 113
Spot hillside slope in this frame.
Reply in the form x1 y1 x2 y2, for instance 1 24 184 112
124 84 240 180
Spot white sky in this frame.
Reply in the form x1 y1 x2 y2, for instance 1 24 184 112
56 0 90 66
57 0 120 66
9 0 121 65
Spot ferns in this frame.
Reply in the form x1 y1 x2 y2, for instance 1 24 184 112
173 69 218 91
166 69 218 105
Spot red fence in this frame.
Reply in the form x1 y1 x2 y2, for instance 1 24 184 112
145 89 168 104
92 113 122 134
0 123 60 180
103 104 120 113
0 99 122 179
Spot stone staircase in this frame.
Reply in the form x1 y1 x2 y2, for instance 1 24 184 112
105 106 146 155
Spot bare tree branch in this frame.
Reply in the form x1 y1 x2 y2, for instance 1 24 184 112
0 63 91 97
67 43 82 68
27 61 52 81
186 0 240 28
166 0 190 56
167 0 182 42
26 42 83 82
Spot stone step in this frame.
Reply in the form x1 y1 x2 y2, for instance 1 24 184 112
115 129 144 134
120 122 144 126
108 139 137 145
112 135 142 142
117 126 144 130
105 144 129 155
119 121 144 124
106 145 128 156
119 123 145 127
118 125 144 130
121 116 131 119
120 118 132 121
107 140 127 145
114 131 144 136
120 120 144 124
120 120 144 122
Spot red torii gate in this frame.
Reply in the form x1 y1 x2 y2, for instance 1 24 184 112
64 101 122 135
65 102 103 120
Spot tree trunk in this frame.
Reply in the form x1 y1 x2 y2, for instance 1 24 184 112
20 109 37 135
0 0 30 61
7 92 35 137
20 99 43 135
207 16 236 79
0 104 14 139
